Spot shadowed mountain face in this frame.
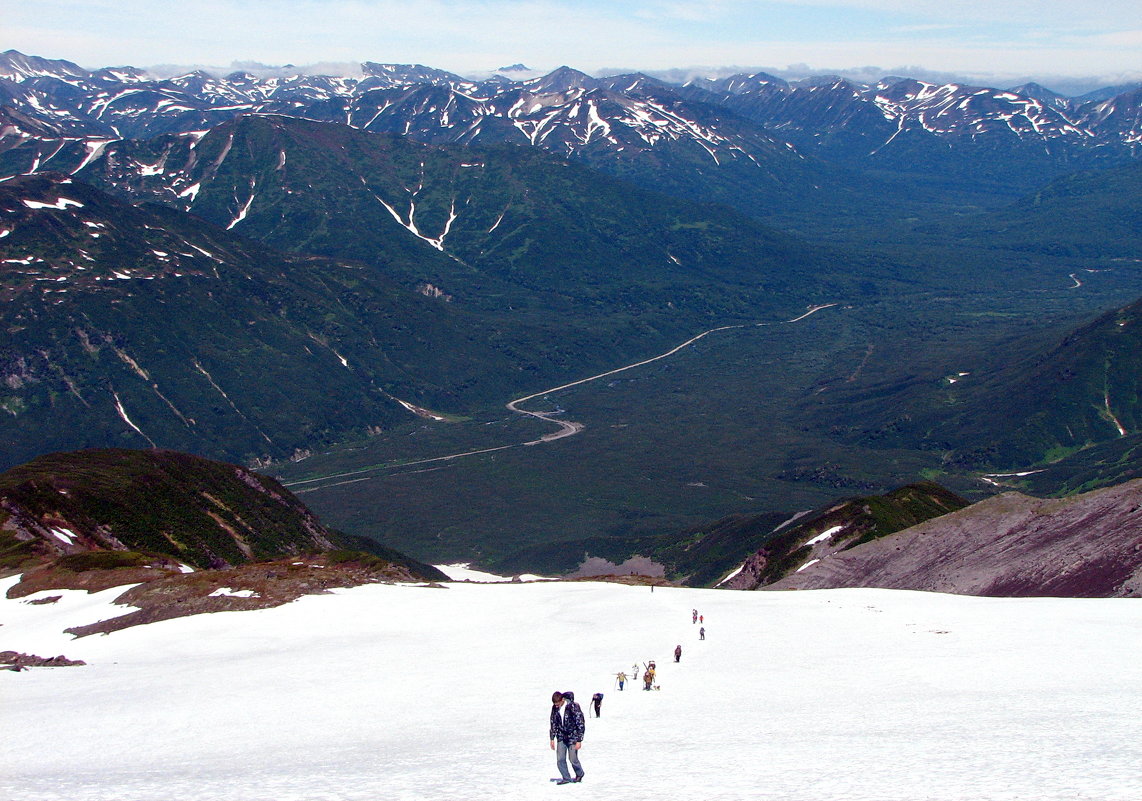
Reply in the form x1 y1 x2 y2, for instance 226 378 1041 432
0 119 871 470
0 447 443 581
765 479 1142 597
0 170 523 468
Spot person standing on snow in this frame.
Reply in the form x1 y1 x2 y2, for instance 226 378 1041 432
591 692 603 717
674 644 682 663
549 690 586 784
699 626 705 640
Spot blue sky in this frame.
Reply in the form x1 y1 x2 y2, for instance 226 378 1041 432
5 0 1141 87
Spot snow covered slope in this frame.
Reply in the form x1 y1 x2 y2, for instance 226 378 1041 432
2 575 1139 800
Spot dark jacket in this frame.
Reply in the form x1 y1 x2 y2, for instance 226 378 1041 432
549 700 586 744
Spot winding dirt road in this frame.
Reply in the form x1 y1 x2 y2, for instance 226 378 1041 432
285 303 837 492
507 303 837 444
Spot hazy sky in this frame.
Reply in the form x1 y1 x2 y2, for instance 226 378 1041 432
6 0 1141 86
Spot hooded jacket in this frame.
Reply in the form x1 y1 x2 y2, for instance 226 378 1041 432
549 693 586 744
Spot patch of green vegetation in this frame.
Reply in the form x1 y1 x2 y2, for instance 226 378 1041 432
324 549 397 570
0 527 37 570
0 449 342 568
0 397 26 416
55 551 152 572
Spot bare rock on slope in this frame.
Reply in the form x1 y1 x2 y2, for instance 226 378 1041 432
766 479 1142 597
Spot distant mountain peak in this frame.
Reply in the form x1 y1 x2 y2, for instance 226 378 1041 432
524 65 600 93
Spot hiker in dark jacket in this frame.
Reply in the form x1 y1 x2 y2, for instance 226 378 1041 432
549 690 586 783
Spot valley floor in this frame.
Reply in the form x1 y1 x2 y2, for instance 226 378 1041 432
1 574 1139 800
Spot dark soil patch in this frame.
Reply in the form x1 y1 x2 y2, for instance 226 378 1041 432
62 554 436 637
1 650 86 669
7 565 175 599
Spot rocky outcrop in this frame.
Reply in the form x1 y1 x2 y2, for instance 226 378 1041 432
766 480 1142 597
719 482 968 590
0 651 86 669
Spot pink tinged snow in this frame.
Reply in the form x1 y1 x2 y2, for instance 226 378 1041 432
209 588 259 599
49 527 78 545
806 525 844 547
1 577 1139 800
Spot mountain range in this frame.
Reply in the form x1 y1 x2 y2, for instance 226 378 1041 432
4 48 1142 573
3 48 1141 223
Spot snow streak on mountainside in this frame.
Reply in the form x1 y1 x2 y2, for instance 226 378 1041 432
2 49 1140 181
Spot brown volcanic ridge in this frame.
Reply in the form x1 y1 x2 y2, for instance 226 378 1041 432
767 480 1142 597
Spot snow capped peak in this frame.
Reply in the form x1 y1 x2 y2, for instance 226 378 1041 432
1 47 1140 171
0 49 90 83
524 66 601 94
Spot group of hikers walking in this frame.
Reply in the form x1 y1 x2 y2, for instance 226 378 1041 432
548 606 708 784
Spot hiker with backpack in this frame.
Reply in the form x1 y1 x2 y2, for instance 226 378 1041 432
549 690 586 784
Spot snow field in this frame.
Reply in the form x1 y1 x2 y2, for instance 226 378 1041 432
2 575 1140 800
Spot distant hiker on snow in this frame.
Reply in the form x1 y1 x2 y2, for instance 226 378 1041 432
591 692 603 717
616 671 627 691
699 626 705 640
692 609 698 624
674 644 682 663
643 661 656 690
549 690 586 784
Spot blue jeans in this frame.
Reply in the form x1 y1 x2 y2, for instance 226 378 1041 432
556 740 584 781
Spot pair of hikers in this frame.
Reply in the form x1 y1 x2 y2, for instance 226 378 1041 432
549 690 586 784
643 660 656 690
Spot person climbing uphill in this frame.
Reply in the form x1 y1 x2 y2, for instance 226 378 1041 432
549 690 586 784
674 644 682 663
643 661 656 690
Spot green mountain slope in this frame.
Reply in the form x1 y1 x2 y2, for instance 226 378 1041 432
0 447 443 579
810 293 1142 480
73 115 861 314
931 159 1142 258
0 172 525 468
2 118 892 469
